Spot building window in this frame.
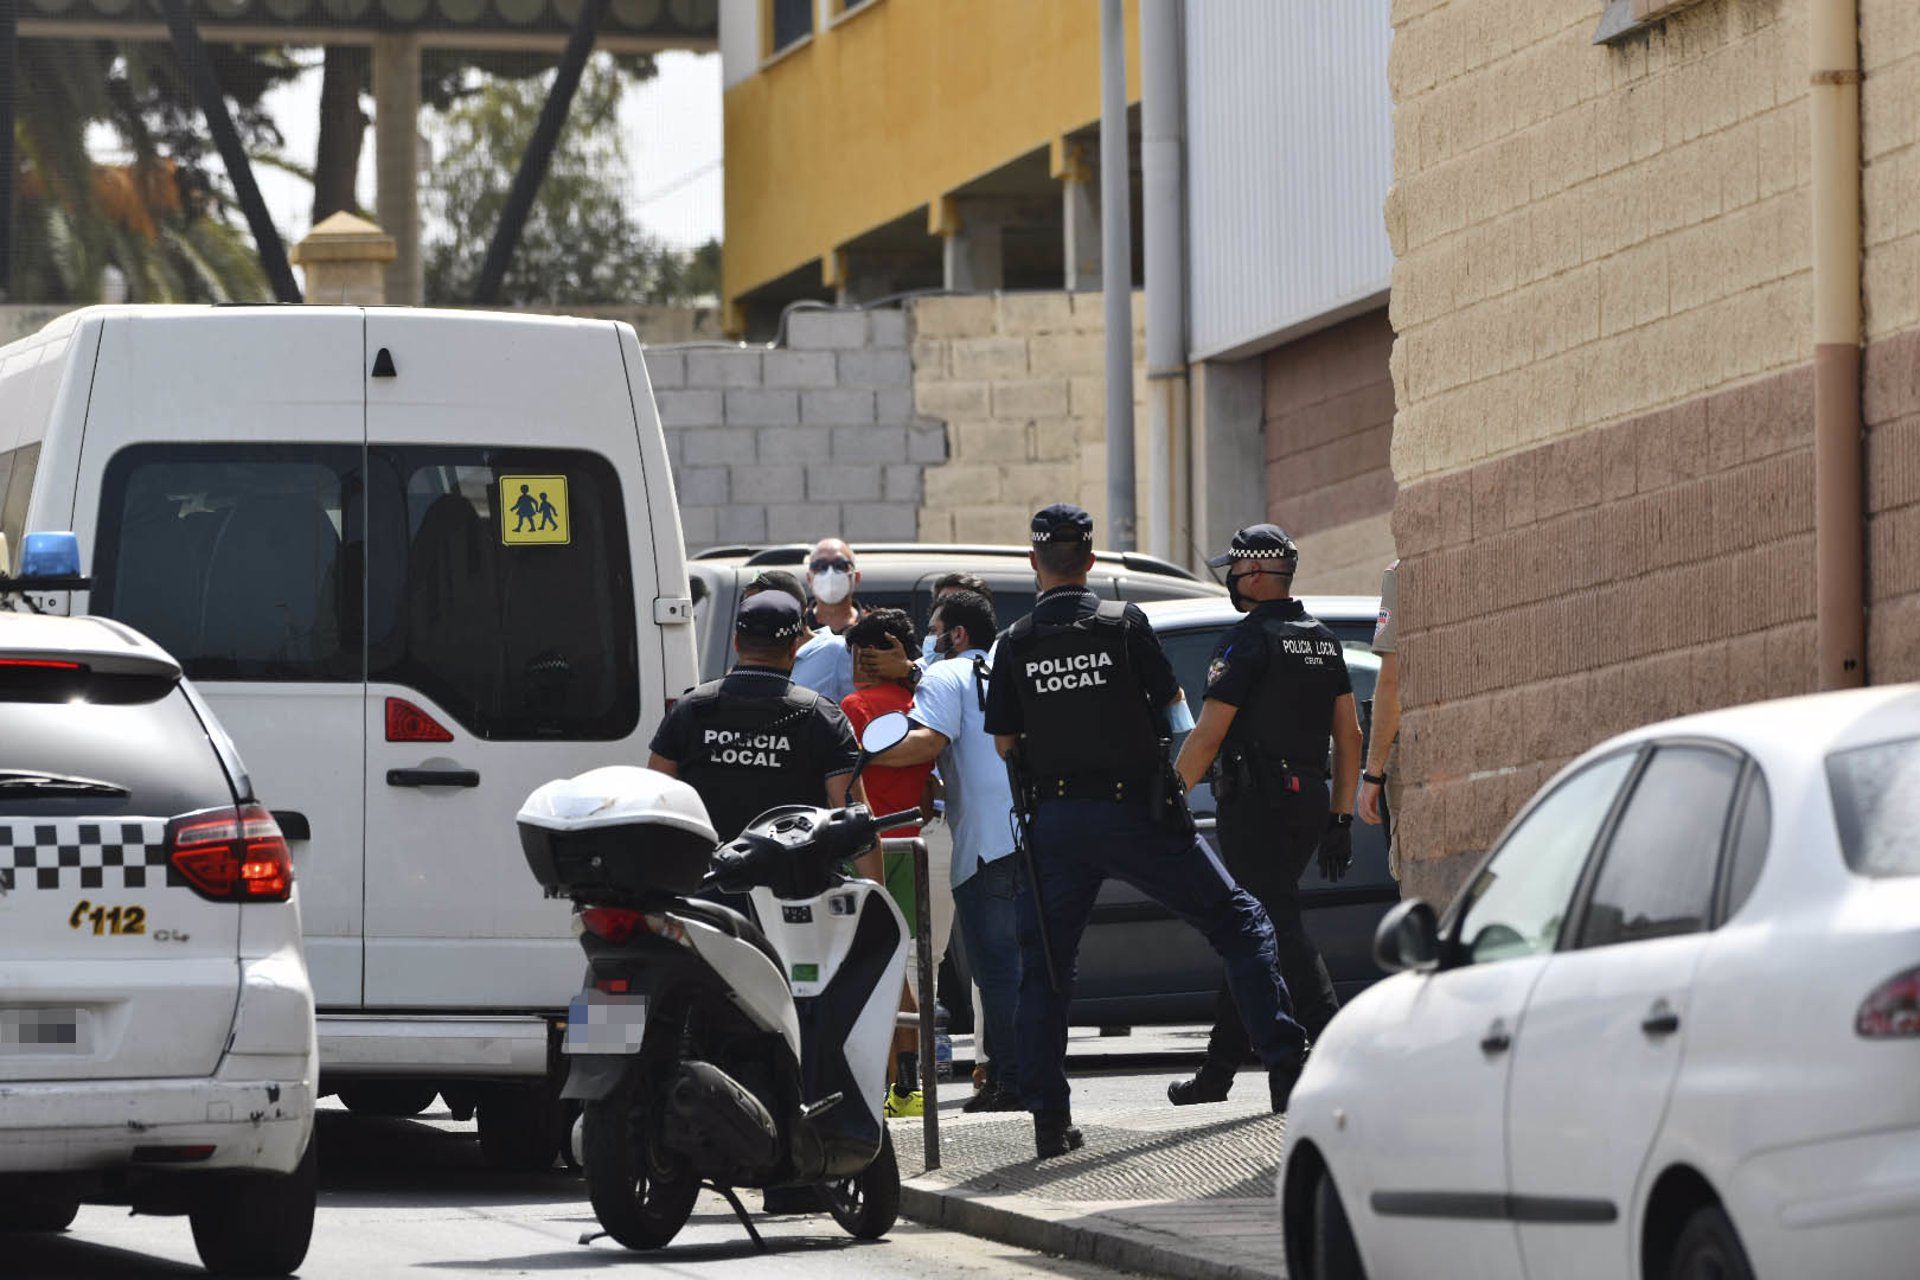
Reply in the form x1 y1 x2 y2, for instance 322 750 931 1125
767 0 812 58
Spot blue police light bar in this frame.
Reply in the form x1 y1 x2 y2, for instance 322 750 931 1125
19 532 84 582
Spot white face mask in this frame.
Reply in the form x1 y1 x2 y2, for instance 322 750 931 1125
810 567 852 605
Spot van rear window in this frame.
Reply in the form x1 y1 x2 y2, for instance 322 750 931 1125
366 447 638 741
93 445 362 682
1828 736 1920 877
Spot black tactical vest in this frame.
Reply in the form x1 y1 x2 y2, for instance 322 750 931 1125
675 676 830 842
1006 600 1160 780
1223 606 1344 773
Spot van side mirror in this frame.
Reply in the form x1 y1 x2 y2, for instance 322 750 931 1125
1374 899 1441 974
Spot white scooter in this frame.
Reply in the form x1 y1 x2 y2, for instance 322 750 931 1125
516 712 920 1251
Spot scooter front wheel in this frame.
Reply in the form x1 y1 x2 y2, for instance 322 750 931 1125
823 1128 900 1240
583 1073 700 1250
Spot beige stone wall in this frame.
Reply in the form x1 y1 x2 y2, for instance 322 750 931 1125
908 292 1147 545
1387 0 1812 487
1862 1 1920 343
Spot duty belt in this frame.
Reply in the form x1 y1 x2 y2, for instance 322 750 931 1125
1032 772 1157 803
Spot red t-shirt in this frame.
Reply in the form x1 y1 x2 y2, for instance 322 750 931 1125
840 682 933 837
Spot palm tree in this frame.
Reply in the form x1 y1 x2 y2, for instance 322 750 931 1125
11 38 286 303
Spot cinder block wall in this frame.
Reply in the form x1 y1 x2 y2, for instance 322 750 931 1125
1387 0 1920 904
1264 309 1398 594
907 292 1147 545
642 307 947 551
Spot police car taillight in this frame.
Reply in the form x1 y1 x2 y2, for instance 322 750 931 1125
385 697 453 743
167 804 294 903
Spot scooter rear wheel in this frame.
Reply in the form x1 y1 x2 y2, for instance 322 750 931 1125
823 1128 900 1240
584 1073 700 1250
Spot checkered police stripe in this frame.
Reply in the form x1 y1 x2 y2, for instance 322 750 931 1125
0 819 173 893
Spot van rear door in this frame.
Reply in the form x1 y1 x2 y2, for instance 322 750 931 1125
78 309 369 1009
361 312 662 1009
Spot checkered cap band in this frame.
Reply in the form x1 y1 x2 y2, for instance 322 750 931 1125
0 818 173 893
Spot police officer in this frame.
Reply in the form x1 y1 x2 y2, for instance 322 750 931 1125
1166 524 1361 1106
648 590 863 846
986 503 1307 1158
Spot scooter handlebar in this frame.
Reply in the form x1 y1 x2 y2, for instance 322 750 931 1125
868 808 925 832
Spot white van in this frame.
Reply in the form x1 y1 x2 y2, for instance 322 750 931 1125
0 306 697 1166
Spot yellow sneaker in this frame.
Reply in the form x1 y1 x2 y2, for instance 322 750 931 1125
884 1085 924 1118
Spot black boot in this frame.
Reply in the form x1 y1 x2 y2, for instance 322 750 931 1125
1268 1058 1305 1115
963 1081 1025 1114
1167 1064 1235 1107
1034 1113 1084 1159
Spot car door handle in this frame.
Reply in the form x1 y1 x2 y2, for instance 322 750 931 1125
1480 1020 1512 1056
271 810 311 841
386 768 481 789
1641 1004 1681 1038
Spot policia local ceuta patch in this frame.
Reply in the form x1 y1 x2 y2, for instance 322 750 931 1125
1026 651 1115 693
700 727 794 767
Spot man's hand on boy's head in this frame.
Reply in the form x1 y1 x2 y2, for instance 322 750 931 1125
855 633 916 683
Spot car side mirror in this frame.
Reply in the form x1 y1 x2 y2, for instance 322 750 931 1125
1374 898 1441 974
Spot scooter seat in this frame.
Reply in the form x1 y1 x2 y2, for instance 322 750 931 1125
675 898 785 975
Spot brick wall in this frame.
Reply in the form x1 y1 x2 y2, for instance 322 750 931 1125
1264 309 1397 593
642 307 947 551
908 292 1148 545
1387 0 1825 902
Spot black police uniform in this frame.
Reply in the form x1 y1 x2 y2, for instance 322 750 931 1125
985 504 1307 1144
649 594 859 845
1199 594 1349 1052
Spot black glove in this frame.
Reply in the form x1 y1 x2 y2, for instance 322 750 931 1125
1317 818 1354 883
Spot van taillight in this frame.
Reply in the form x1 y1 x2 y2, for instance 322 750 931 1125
167 804 293 903
1857 966 1920 1038
386 697 453 743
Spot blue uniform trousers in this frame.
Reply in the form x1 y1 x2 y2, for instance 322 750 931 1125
1014 797 1307 1118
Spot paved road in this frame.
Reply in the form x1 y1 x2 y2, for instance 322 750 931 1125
11 1104 1133 1279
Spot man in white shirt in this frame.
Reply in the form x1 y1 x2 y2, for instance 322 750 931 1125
871 588 1023 1112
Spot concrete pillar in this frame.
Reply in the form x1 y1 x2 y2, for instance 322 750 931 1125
290 211 396 305
1052 139 1101 291
372 34 422 306
931 196 1004 292
1191 356 1266 564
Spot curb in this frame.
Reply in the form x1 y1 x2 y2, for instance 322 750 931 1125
898 1179 1283 1280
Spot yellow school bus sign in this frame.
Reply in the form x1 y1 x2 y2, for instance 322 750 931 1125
500 475 570 546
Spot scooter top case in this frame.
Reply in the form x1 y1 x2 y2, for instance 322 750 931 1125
518 765 718 901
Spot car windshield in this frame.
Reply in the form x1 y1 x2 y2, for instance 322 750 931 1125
1828 736 1920 877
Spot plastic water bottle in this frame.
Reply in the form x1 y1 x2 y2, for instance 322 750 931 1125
934 1003 954 1079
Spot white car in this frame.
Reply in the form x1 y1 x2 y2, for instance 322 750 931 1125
1279 683 1920 1280
0 567 317 1275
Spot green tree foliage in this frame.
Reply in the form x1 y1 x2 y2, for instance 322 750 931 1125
421 54 717 307
10 40 294 303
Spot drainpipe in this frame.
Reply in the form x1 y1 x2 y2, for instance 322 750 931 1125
1099 0 1138 551
1811 0 1866 689
1141 0 1189 566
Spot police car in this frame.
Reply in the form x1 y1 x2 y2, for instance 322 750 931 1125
0 534 317 1276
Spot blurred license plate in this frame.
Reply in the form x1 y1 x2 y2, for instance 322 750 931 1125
0 1007 90 1055
565 992 648 1055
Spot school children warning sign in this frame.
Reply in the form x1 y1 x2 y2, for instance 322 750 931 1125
499 475 571 546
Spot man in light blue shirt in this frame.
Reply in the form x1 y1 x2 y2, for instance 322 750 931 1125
872 588 1022 1112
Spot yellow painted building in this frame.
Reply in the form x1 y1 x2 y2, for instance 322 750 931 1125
719 0 1140 335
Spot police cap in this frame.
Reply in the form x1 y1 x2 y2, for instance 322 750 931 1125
1206 523 1300 569
735 591 807 641
1030 502 1094 544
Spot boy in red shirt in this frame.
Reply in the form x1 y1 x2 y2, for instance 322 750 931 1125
841 608 936 1113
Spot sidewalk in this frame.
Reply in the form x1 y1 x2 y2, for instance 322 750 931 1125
893 1028 1287 1280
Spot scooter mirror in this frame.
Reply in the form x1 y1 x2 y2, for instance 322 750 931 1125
858 710 912 757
